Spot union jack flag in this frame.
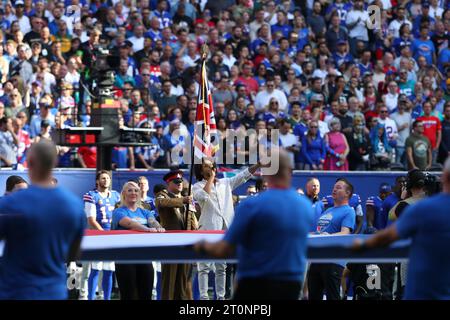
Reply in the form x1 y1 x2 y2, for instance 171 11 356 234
193 59 218 160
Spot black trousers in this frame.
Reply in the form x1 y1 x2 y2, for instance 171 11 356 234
233 278 302 300
115 263 154 300
308 264 344 300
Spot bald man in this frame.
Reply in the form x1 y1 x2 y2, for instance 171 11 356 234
194 150 314 300
353 159 450 299
0 141 85 300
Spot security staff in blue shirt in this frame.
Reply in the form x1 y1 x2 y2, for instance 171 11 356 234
305 177 325 232
308 178 356 300
0 141 85 300
382 176 407 228
366 183 393 232
353 158 450 300
194 150 314 300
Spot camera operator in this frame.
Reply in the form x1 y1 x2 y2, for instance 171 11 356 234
387 169 429 299
352 159 450 300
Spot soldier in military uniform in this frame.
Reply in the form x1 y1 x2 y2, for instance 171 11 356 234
155 170 198 300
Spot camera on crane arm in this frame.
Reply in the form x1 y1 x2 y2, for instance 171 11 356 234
90 45 120 98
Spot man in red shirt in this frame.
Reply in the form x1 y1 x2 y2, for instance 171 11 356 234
417 100 442 164
235 62 259 99
78 146 97 168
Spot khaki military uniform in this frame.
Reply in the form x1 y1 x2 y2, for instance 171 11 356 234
155 190 198 300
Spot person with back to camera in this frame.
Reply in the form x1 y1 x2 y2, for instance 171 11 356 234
194 149 314 300
0 140 85 300
353 160 450 300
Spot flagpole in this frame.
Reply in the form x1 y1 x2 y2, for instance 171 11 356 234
188 44 209 197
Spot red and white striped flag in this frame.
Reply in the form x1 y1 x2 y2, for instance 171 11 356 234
193 60 218 160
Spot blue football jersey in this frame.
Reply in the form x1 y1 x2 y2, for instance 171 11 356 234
83 190 121 230
143 196 158 217
366 195 385 230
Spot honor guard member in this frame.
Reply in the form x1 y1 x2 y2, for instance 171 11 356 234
155 169 198 300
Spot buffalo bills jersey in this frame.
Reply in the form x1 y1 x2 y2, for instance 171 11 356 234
366 196 385 230
83 190 120 230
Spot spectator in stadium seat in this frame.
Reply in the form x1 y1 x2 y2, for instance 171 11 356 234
112 181 164 300
279 119 299 169
254 79 288 113
301 120 326 170
391 95 412 166
417 100 442 164
0 116 18 167
439 103 450 164
324 118 349 171
346 115 370 171
406 120 432 171
369 123 393 170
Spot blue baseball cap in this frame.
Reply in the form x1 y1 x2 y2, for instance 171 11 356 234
379 183 392 193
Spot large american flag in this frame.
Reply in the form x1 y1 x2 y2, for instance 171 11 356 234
193 59 218 160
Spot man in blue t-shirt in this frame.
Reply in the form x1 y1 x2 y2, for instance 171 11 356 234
412 26 436 65
0 141 85 300
322 191 363 233
194 150 313 300
309 178 356 301
354 159 450 299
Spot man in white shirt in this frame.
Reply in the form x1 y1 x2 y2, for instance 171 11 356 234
429 0 444 20
249 9 271 41
279 119 299 168
13 1 31 34
388 6 412 38
192 158 264 300
254 79 288 112
382 81 400 113
128 24 146 53
346 0 369 55
377 105 399 147
182 41 200 68
390 95 412 165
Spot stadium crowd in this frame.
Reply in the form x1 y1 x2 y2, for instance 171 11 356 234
0 0 447 171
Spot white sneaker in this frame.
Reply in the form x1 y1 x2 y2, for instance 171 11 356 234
78 295 88 300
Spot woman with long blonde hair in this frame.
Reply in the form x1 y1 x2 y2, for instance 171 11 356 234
111 181 164 300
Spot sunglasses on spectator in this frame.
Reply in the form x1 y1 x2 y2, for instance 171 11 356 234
310 126 318 129
380 110 388 113
142 74 150 76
